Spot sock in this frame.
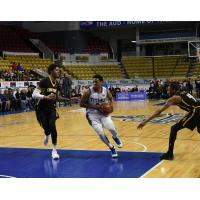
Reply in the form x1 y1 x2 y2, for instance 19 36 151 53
52 145 57 151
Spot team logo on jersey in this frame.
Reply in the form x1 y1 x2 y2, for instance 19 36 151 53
111 113 184 124
47 88 57 93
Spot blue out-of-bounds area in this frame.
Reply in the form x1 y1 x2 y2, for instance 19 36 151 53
0 147 162 178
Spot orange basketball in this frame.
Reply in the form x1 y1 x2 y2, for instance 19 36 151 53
100 102 113 115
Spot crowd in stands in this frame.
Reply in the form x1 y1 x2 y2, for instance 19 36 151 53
0 62 38 81
109 85 139 99
1 76 198 114
0 83 36 113
148 78 194 99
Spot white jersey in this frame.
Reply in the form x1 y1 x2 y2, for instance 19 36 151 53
87 86 108 114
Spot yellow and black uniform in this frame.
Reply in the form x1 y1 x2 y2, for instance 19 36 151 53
176 92 200 131
35 76 60 145
165 92 200 159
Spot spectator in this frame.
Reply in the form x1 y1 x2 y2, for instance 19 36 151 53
11 62 17 72
20 89 28 111
26 87 35 110
0 89 10 112
7 88 18 111
14 89 21 110
134 85 138 92
62 73 72 106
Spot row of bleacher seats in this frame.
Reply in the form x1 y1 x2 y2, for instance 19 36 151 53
1 54 198 80
1 55 124 80
0 55 52 72
122 56 189 78
193 62 200 76
122 57 153 78
64 64 124 80
0 25 35 52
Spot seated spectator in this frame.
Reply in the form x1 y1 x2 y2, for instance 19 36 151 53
17 63 24 72
0 89 10 112
11 62 17 72
7 88 18 111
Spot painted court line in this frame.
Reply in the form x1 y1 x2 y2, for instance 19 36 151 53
140 160 165 178
0 175 16 178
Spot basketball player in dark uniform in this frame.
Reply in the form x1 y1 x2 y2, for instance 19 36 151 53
137 82 200 160
32 63 76 159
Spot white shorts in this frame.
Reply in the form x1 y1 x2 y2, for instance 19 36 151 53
86 112 116 131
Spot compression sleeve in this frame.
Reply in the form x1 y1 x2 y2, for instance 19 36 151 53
32 88 45 100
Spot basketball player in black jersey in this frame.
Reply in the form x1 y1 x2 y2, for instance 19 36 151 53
32 63 76 159
137 82 200 160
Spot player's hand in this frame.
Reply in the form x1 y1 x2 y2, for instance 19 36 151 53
137 121 146 129
97 105 104 113
44 93 56 100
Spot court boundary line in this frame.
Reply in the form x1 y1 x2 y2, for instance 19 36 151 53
0 146 161 154
139 160 165 178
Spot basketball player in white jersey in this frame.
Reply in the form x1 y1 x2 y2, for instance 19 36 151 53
80 74 123 158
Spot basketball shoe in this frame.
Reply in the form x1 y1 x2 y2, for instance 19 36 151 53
160 151 174 160
110 146 118 158
112 136 123 148
52 149 60 159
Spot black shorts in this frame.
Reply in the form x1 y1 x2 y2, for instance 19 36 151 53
35 107 59 127
177 107 200 131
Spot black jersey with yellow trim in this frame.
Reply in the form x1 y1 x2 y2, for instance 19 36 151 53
36 76 61 110
177 92 200 112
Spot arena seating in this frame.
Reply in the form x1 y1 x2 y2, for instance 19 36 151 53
0 55 52 72
122 56 189 78
64 64 124 80
0 25 69 61
0 25 35 52
122 56 153 78
83 37 109 54
193 62 200 76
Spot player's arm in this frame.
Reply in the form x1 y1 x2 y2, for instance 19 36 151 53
56 92 79 102
137 95 181 129
107 90 114 107
80 89 102 111
32 87 56 101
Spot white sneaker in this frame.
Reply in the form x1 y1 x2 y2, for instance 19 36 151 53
52 150 60 159
44 135 49 146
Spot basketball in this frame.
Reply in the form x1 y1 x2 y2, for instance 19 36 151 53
100 102 113 115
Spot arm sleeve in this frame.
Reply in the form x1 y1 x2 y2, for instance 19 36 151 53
32 88 44 100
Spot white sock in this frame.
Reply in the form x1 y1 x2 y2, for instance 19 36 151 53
52 145 57 151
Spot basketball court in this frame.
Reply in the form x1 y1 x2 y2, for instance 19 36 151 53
1 101 200 178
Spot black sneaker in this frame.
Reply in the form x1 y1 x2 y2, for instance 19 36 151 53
160 152 174 160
